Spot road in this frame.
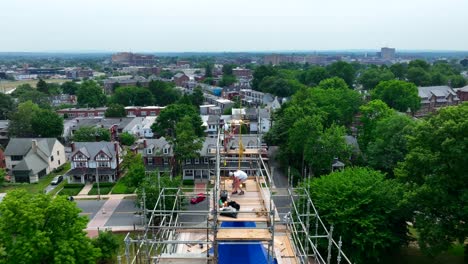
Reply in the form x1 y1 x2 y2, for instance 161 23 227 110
267 145 294 221
76 198 140 227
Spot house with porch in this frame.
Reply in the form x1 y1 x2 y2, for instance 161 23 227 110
132 138 175 177
4 138 66 183
67 142 122 183
182 137 217 181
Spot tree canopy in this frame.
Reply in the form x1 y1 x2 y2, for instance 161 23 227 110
151 103 204 138
395 103 468 256
8 101 61 138
77 80 107 107
112 86 154 106
303 167 409 264
372 80 420 113
358 67 395 90
0 93 14 120
147 80 181 106
72 126 111 142
0 190 101 263
104 103 126 118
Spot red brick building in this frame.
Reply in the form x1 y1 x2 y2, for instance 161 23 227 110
173 73 190 87
456 86 468 102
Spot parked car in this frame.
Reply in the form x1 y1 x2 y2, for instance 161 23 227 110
51 175 63 185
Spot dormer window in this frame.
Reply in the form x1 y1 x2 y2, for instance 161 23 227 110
147 148 153 155
163 147 169 154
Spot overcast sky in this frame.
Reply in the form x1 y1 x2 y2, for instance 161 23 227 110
1 0 467 52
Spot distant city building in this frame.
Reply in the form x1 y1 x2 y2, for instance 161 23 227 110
232 67 252 79
111 52 155 66
379 47 396 60
173 73 190 87
65 68 93 79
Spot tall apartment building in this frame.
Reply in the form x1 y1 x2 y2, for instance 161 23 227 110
380 47 396 60
111 52 156 66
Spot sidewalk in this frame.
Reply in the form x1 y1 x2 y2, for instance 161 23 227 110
73 193 137 200
86 195 125 237
77 182 93 196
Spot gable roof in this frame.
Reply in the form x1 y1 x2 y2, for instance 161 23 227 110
72 142 118 160
4 138 58 156
418 86 459 100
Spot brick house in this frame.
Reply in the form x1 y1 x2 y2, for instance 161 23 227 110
416 86 460 117
173 73 189 87
132 138 175 177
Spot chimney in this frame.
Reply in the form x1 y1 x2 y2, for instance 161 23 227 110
114 142 120 174
144 139 147 148
71 142 75 152
31 139 38 153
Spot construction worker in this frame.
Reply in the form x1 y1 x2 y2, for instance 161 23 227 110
229 170 247 195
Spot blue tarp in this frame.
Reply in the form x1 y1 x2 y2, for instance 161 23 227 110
211 221 277 264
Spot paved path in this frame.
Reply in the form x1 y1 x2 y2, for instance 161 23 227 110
78 182 93 196
86 195 125 237
73 193 137 200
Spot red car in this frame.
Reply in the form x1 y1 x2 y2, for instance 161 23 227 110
190 193 206 204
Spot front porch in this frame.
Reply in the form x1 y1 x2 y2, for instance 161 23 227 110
67 168 118 184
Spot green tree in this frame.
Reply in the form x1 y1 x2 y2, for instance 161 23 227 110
171 116 203 173
304 124 352 175
8 101 41 137
92 231 119 264
10 83 34 97
47 83 62 95
358 100 394 152
409 59 430 71
72 126 111 142
252 65 277 90
31 109 64 138
0 190 101 263
0 168 6 185
121 151 143 171
407 67 431 86
119 132 135 146
147 80 181 106
204 63 213 78
298 66 329 86
36 78 49 94
18 90 50 108
219 75 237 87
125 162 146 188
366 114 416 176
0 93 14 119
358 67 395 90
389 63 407 80
137 173 181 212
222 64 234 75
77 80 107 107
317 77 349 90
372 80 420 113
151 103 203 138
112 86 154 106
448 75 467 88
259 76 304 97
191 86 204 106
61 81 80 95
395 103 468 256
104 103 126 118
327 61 356 87
303 167 409 264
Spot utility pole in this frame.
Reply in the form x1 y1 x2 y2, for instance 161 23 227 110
96 165 101 200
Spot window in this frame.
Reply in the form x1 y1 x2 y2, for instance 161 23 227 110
57 150 59 155
163 147 169 154
195 158 199 164
204 157 209 164
164 158 168 165
58 160 61 165
147 158 153 165
150 111 156 116
11 155 23 161
147 148 153 154
76 162 86 167
186 159 191 165
50 156 54 162
141 111 147 116
98 162 108 167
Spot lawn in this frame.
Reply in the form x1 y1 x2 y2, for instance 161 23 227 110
111 178 135 194
0 79 65 93
58 183 84 196
88 182 115 195
0 163 71 194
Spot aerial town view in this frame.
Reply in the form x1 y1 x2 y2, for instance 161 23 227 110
0 0 467 263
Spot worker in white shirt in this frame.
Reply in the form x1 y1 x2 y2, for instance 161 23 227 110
229 170 248 195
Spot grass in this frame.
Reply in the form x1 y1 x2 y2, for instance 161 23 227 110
88 182 115 195
58 183 84 196
111 178 135 194
0 163 71 194
0 79 65 93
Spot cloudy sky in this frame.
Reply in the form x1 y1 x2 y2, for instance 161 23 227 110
1 0 467 52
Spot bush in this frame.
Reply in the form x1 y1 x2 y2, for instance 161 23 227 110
182 179 194 186
63 183 85 189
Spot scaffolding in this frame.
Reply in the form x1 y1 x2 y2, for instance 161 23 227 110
122 129 353 264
